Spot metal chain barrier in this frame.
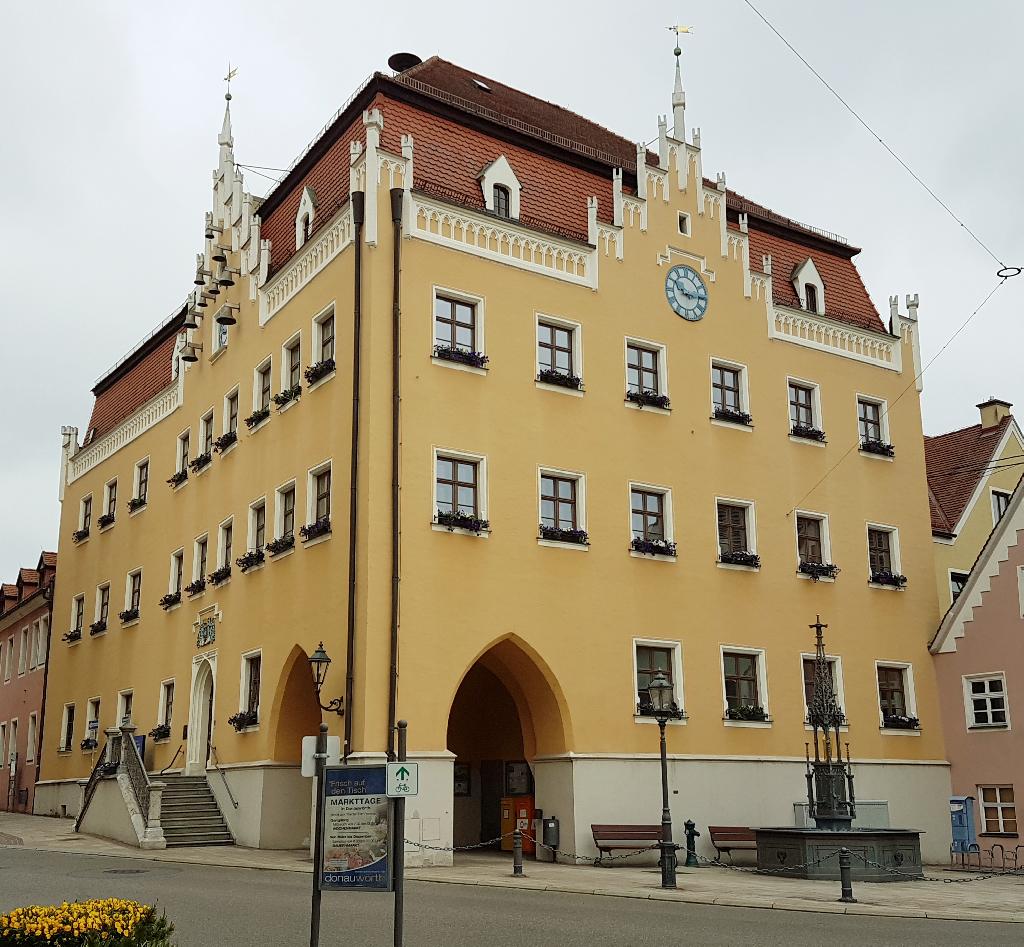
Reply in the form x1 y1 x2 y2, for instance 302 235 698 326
521 832 654 866
691 849 842 875
403 831 517 853
853 853 1022 884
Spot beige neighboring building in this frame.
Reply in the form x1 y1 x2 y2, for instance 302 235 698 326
927 399 1024 615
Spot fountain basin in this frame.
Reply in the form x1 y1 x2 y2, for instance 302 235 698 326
754 827 923 882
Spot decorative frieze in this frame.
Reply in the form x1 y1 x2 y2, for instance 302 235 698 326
768 307 901 371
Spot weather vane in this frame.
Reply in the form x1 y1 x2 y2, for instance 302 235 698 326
667 25 693 59
224 63 238 101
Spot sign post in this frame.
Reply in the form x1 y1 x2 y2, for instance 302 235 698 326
391 720 408 947
309 723 328 947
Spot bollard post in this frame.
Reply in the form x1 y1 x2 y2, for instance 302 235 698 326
683 820 701 868
837 847 857 903
513 829 524 876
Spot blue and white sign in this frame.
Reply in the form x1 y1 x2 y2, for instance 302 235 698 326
319 765 392 892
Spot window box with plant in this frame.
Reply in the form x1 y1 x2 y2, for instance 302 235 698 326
72 527 90 543
713 406 753 426
188 452 212 473
725 704 768 722
236 549 265 572
167 469 188 488
719 550 761 568
62 629 82 643
301 516 332 542
538 524 589 545
435 509 490 534
870 570 907 588
433 344 489 369
305 358 336 386
80 737 99 751
184 578 206 597
631 536 677 557
538 368 583 391
119 607 139 623
790 424 826 443
88 619 106 636
636 699 685 719
861 439 895 458
799 560 840 581
213 431 237 453
882 714 920 730
128 496 147 512
273 384 302 408
245 407 270 429
625 389 671 410
148 723 171 741
209 565 231 585
266 534 295 556
158 591 181 610
228 710 258 731
97 511 115 529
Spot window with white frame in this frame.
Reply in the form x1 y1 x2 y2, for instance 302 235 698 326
876 663 918 727
493 184 511 218
158 680 175 730
96 584 110 627
176 430 190 474
0 723 6 763
60 704 75 751
225 389 239 437
634 640 683 717
788 378 823 439
801 655 845 722
314 308 336 366
950 571 970 602
434 450 487 528
283 335 301 390
792 257 825 315
254 359 272 413
2 638 11 681
170 550 184 595
796 512 832 571
125 570 142 614
249 499 267 551
26 712 37 763
993 490 1012 524
133 459 149 506
630 484 674 555
539 469 586 542
537 316 582 387
276 483 296 540
867 525 902 583
219 519 233 568
103 479 117 518
721 648 769 720
85 698 101 741
857 397 890 448
72 595 85 635
716 499 757 564
18 628 28 675
433 291 482 359
241 651 262 724
625 338 668 405
979 786 1016 834
194 536 208 581
79 495 92 533
963 673 1009 728
8 719 17 764
33 619 47 669
711 359 750 423
117 690 134 727
677 212 690 236
307 462 332 529
199 411 214 455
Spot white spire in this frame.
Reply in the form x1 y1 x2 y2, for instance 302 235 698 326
219 94 233 148
672 50 686 141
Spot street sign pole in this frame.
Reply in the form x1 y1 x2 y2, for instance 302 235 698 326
393 720 407 947
309 722 328 947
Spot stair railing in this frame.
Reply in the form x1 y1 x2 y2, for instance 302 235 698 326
158 744 184 776
74 739 112 832
122 729 152 822
209 744 239 809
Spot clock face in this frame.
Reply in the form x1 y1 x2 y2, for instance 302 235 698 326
665 265 708 321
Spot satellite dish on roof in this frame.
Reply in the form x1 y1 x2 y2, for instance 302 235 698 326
388 52 422 73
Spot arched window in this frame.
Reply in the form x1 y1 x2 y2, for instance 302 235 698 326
804 283 818 313
493 185 511 219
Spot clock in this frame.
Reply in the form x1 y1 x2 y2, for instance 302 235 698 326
665 265 708 321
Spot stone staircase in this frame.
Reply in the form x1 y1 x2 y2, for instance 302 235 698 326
157 774 234 848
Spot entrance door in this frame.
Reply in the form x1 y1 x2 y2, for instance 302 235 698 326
187 658 216 775
204 682 214 767
480 761 504 845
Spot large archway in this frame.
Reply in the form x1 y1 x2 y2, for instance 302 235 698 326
268 646 324 763
446 636 571 848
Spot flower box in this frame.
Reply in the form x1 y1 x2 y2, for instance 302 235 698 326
861 439 895 458
118 608 139 623
97 512 115 529
636 700 685 719
538 368 583 390
128 496 147 512
301 516 332 542
266 534 295 556
89 620 106 636
726 704 768 722
791 424 826 443
882 714 920 730
625 389 671 410
228 710 258 731
148 723 171 741
213 431 237 453
166 469 188 487
305 358 336 386
714 406 753 426
244 407 270 429
0 898 174 945
870 570 907 588
273 384 302 408
209 565 231 585
62 629 82 643
538 524 589 545
80 738 99 751
719 550 761 568
631 536 677 557
72 527 90 543
433 344 489 369
435 510 490 534
158 592 181 610
799 560 840 581
188 452 212 473
184 578 206 597
236 549 265 572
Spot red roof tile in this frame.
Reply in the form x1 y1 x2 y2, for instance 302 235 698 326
924 416 1013 533
17 569 39 586
40 552 57 569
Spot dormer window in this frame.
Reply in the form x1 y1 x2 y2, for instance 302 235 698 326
804 283 818 314
300 214 310 244
295 186 318 249
478 156 521 220
792 257 825 316
493 185 511 219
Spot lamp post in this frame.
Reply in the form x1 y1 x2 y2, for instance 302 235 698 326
647 670 679 889
307 643 344 947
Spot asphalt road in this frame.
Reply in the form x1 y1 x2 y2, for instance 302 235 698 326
0 848 1017 946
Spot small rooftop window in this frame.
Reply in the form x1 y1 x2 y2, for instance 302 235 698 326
471 78 491 92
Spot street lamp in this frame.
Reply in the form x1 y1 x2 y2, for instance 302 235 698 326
648 670 679 889
309 642 344 716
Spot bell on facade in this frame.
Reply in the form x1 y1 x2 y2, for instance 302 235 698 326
212 238 230 263
204 212 221 241
195 295 208 309
180 342 202 363
194 267 211 286
183 308 200 330
216 305 238 326
216 266 237 287
208 281 221 297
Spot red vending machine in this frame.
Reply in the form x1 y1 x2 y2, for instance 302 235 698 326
500 796 536 855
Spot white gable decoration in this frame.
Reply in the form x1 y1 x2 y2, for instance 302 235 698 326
478 155 521 219
295 186 318 249
792 257 825 315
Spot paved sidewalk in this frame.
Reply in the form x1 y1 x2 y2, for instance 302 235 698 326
1 812 1021 923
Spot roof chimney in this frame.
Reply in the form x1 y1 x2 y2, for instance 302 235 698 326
977 396 1013 430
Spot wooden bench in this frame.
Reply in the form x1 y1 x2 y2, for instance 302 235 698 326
708 825 757 864
591 824 661 865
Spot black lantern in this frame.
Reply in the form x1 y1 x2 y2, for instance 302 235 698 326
308 642 343 716
648 671 675 718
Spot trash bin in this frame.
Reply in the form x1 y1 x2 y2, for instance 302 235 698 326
542 817 560 850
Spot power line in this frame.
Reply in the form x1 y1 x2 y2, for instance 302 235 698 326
740 0 1010 273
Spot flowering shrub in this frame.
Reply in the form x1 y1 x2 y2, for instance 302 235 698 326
883 714 920 730
790 424 826 443
538 524 589 545
799 560 840 581
148 724 171 741
537 368 583 390
304 358 336 385
631 536 676 557
166 470 187 488
158 592 181 611
208 565 231 585
127 497 146 512
212 431 237 453
228 710 258 731
235 550 265 572
870 570 907 588
188 452 212 473
0 898 173 944
71 528 90 544
714 406 753 426
118 608 139 623
96 512 115 529
88 620 106 636
719 550 761 568
184 578 206 597
300 517 332 542
435 510 489 534
726 704 768 722
273 384 301 408
265 534 295 556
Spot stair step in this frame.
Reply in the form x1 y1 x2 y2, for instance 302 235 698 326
163 831 233 842
165 839 234 848
161 816 227 826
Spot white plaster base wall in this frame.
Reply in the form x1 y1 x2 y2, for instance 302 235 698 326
403 753 455 867
76 778 140 847
206 762 308 849
535 756 953 866
33 779 84 819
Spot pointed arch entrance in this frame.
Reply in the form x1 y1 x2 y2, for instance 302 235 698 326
446 636 571 848
186 653 216 775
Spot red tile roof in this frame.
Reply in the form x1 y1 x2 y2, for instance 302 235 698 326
40 552 57 569
924 416 1013 534
1 585 16 599
17 569 39 587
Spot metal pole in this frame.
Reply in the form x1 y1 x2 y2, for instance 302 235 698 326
393 720 407 947
513 829 523 876
657 717 676 888
837 847 857 903
310 723 328 947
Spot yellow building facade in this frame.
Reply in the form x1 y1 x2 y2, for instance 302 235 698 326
39 55 953 862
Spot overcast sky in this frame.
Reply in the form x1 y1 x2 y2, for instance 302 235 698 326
1 1 1020 579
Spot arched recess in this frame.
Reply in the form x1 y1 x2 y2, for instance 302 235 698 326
268 646 323 763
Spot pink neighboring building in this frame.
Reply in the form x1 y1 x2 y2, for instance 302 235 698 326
0 552 55 813
932 481 1023 853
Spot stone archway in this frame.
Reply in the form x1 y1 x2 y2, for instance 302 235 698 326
186 654 216 775
268 645 323 763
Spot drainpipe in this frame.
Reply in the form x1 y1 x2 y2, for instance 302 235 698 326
36 579 55 788
386 188 403 760
344 192 365 760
